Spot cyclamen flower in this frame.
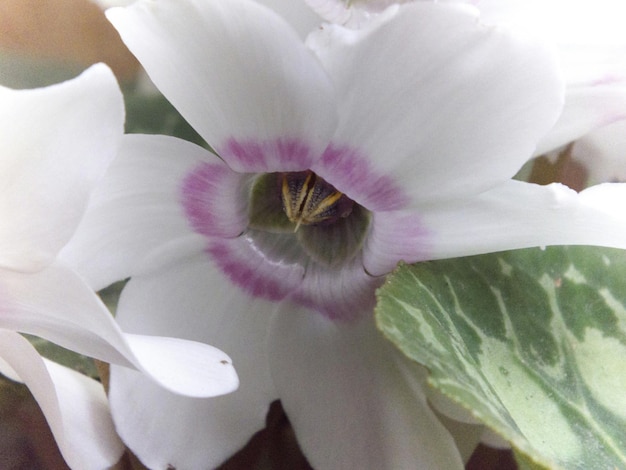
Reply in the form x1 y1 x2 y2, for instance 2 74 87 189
0 64 238 469
62 0 626 468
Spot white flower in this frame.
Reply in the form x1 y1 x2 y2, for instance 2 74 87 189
0 64 238 469
62 0 626 468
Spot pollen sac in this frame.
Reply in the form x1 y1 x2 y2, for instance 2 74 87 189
247 171 370 266
281 171 354 230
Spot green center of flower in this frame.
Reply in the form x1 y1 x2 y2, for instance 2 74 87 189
248 171 370 266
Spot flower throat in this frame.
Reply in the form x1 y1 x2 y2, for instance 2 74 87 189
247 170 370 267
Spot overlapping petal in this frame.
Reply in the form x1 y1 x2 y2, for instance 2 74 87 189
107 0 337 173
268 307 465 469
570 120 626 185
0 261 238 397
363 209 432 276
416 180 626 260
61 134 245 290
307 3 564 206
0 64 123 272
292 255 382 321
534 78 626 156
0 330 124 470
365 179 626 273
109 253 277 468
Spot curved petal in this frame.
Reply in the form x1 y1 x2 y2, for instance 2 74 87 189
207 232 306 302
535 79 626 156
268 307 465 469
292 255 382 322
61 134 245 290
363 209 432 276
0 63 123 272
109 253 277 469
0 261 238 397
307 3 564 205
107 0 337 172
0 330 124 470
418 180 626 260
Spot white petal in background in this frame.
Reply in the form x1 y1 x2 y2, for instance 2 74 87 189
475 0 626 60
269 306 467 470
0 330 124 470
534 78 626 157
0 64 123 272
570 120 626 185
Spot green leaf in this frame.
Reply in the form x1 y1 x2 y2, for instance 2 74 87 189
375 246 626 470
24 335 99 380
123 88 207 148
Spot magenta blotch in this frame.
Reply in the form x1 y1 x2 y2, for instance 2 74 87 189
207 238 304 302
217 137 316 173
180 161 249 238
313 144 410 212
363 211 433 276
180 137 427 322
291 260 383 322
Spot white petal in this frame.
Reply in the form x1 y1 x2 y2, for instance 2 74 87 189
420 180 626 260
0 330 124 470
109 253 277 469
0 64 123 271
61 134 245 290
571 120 626 185
206 234 305 302
363 209 431 275
0 261 238 397
268 307 465 469
107 0 337 172
535 79 626 156
308 3 564 206
292 255 382 321
476 0 626 53
255 0 323 38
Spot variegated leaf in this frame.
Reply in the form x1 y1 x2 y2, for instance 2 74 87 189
376 246 626 470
